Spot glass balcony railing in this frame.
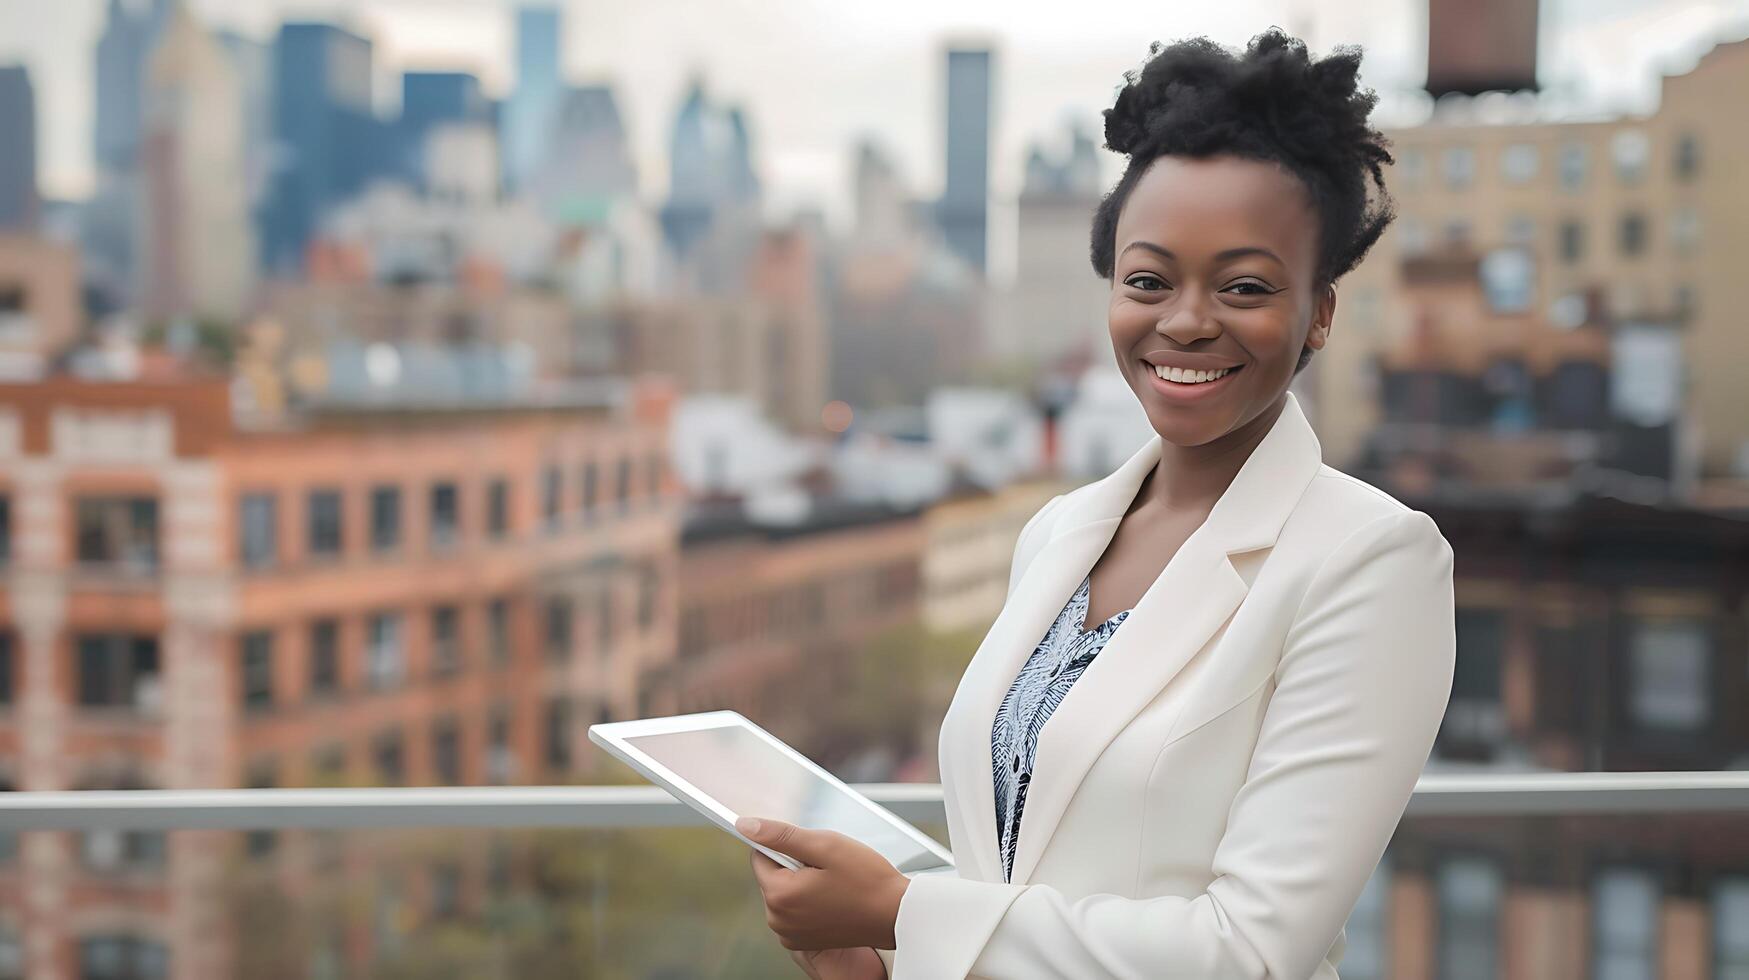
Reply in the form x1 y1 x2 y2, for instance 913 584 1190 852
1 774 1747 980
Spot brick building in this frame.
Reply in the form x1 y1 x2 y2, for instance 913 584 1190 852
0 374 680 978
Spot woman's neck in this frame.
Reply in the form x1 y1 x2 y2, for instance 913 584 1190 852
1140 394 1289 514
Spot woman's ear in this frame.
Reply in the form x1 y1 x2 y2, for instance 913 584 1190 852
1304 283 1337 353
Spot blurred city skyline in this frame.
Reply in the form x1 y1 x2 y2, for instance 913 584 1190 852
5 0 1749 259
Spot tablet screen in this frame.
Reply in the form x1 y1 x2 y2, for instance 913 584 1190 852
626 725 946 873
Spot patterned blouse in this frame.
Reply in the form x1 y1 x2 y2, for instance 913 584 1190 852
990 574 1131 882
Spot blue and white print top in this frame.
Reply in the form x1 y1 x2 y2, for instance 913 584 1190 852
990 573 1131 883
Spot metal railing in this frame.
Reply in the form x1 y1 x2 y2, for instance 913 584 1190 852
2 772 1747 832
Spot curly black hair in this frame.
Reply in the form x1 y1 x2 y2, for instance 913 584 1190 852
1089 29 1396 373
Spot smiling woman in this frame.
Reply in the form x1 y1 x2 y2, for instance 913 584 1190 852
745 29 1453 980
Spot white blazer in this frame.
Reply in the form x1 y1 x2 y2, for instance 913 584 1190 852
880 391 1455 979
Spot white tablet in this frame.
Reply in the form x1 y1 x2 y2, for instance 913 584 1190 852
588 711 954 876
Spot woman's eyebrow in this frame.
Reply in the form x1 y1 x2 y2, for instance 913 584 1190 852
1121 242 1285 266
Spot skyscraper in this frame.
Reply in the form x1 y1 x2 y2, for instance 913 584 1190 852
140 4 254 320
400 71 489 187
85 0 173 306
262 22 383 272
216 30 273 209
93 0 172 173
661 79 761 258
526 84 639 222
503 5 562 191
0 66 38 231
939 47 992 276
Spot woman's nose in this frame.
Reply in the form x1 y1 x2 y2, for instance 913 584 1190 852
1156 290 1220 343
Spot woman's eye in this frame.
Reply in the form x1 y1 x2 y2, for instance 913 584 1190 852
1224 281 1274 296
1125 274 1168 291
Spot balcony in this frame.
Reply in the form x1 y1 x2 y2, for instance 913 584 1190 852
2 773 1748 979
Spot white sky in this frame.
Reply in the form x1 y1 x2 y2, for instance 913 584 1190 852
3 0 1747 230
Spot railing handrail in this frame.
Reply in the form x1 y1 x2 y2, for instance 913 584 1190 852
2 772 1747 831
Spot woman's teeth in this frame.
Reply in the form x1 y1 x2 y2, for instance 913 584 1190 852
1153 364 1236 384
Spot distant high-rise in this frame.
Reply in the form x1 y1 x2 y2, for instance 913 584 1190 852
215 31 272 209
852 139 911 247
0 66 38 230
527 84 638 222
141 4 254 320
262 22 384 272
503 5 563 191
401 71 489 186
939 47 992 276
661 79 760 258
1011 122 1107 366
93 0 172 173
86 0 173 306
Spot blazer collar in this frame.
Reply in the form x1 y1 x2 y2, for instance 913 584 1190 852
1048 390 1323 556
939 391 1324 885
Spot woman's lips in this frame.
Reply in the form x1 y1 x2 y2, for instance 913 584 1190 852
1141 361 1243 403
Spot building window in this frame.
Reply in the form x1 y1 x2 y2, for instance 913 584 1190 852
431 605 461 676
428 482 459 549
581 461 598 518
243 758 279 857
0 631 13 706
1670 207 1700 256
1438 610 1506 759
308 619 340 698
1619 212 1648 257
77 935 169 980
1398 147 1426 189
306 489 343 558
240 631 274 713
487 598 511 666
486 478 509 540
1442 145 1475 189
240 493 277 569
372 729 405 786
646 452 663 503
1714 876 1749 978
1593 867 1659 980
366 613 405 691
545 696 572 771
598 587 616 653
1443 218 1472 248
310 744 347 787
1612 129 1650 183
76 634 160 711
432 716 462 785
1501 143 1538 184
616 456 632 511
487 704 514 784
1559 220 1585 264
542 465 561 528
638 568 659 631
545 597 573 660
1437 856 1502 980
75 497 159 570
370 485 401 552
1558 142 1588 190
1343 859 1391 980
81 825 165 873
1628 618 1712 731
1397 216 1428 255
0 493 10 565
1505 214 1536 246
1674 133 1700 182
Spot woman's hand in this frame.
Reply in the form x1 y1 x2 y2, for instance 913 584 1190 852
789 947 888 979
739 816 910 952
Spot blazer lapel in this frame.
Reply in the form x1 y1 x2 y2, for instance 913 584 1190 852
937 433 1160 882
1000 392 1325 885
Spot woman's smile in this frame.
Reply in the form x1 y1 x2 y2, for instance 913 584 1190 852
1139 358 1246 404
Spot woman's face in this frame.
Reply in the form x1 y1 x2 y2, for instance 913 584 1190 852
1107 154 1334 448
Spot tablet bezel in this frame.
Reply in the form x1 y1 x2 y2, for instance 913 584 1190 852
588 710 954 875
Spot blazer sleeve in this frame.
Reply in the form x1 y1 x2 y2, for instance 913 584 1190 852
889 509 1456 979
870 492 1068 978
